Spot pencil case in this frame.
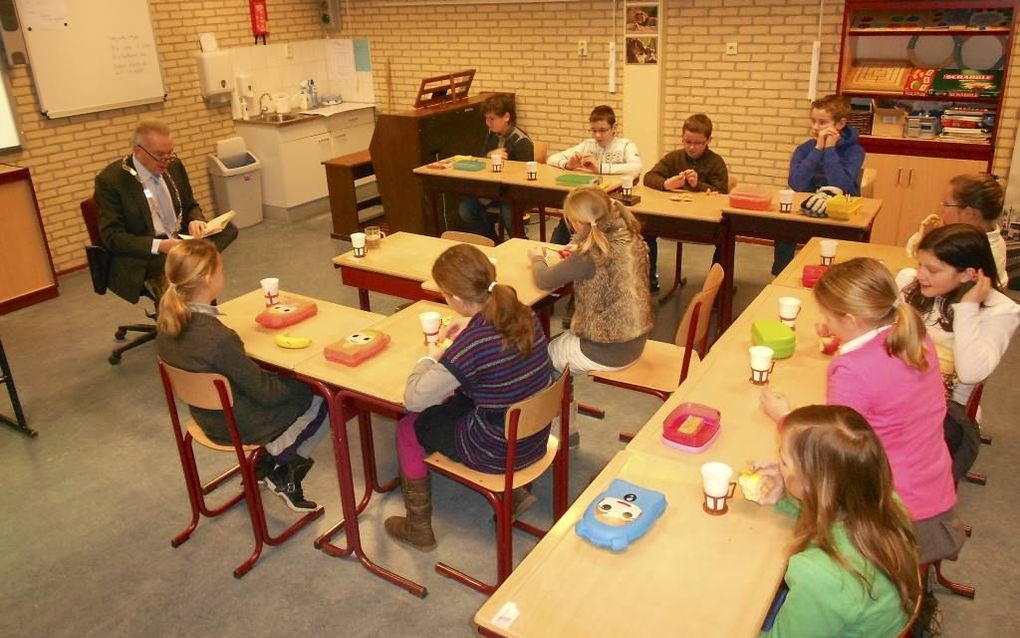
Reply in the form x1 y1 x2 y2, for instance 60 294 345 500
255 300 318 329
661 402 721 453
324 330 391 366
751 320 796 359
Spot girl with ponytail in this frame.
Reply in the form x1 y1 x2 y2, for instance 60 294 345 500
760 258 965 564
386 244 554 551
156 240 330 512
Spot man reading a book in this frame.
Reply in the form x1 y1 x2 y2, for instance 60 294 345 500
95 120 238 302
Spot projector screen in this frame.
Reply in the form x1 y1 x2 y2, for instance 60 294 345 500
0 64 21 152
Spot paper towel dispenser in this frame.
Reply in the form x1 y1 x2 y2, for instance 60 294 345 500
197 50 232 100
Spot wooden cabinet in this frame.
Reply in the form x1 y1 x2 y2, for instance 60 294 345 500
0 165 57 314
865 153 986 244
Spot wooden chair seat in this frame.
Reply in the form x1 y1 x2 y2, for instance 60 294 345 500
425 435 559 492
590 342 702 396
440 230 495 247
186 420 258 453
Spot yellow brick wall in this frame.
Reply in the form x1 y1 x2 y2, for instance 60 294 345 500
5 0 322 273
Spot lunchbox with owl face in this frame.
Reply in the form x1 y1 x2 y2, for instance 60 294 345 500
575 479 667 552
255 299 318 329
323 330 391 366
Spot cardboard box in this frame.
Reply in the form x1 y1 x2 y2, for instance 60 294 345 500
871 104 907 138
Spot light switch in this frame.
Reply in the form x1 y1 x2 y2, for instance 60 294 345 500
725 42 738 55
578 40 588 57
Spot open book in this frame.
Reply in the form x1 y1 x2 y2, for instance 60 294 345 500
178 210 236 240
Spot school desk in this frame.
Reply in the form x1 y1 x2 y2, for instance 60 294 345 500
771 236 916 289
473 448 792 638
413 157 513 235
719 193 883 328
216 289 383 370
292 300 572 597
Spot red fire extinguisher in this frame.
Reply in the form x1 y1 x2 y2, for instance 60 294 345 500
250 0 269 45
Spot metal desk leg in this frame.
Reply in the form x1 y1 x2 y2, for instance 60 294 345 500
357 288 371 312
0 338 35 438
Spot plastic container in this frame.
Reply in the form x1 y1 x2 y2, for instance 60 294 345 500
751 320 796 359
801 264 828 288
324 330 391 366
728 186 773 211
208 138 263 228
661 402 721 453
255 300 318 329
826 196 864 221
574 479 667 552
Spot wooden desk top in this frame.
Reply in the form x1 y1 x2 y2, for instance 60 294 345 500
628 186 726 222
412 156 508 185
723 190 882 232
772 237 916 289
293 300 460 405
421 237 561 306
474 449 793 638
216 290 383 370
333 232 466 280
627 285 829 464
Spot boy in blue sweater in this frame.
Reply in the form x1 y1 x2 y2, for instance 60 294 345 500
773 95 865 275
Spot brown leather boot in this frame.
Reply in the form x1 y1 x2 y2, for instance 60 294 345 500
385 474 437 552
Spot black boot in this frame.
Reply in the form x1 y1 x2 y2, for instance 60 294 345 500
265 457 317 512
254 450 276 482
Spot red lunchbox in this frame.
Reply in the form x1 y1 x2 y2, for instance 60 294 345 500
802 264 828 288
255 300 318 329
661 402 721 453
728 186 773 211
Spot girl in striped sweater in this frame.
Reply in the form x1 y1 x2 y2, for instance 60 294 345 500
386 244 554 551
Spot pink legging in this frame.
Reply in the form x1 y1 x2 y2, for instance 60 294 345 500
395 413 428 479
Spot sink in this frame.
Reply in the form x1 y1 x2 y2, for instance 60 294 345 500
258 112 306 124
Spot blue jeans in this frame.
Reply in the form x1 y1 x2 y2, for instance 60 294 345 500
458 197 514 242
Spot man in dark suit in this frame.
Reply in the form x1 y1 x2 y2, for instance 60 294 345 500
95 120 238 303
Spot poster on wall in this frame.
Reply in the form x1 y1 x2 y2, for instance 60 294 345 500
626 3 659 64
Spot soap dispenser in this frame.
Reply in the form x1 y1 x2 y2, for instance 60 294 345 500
308 79 319 109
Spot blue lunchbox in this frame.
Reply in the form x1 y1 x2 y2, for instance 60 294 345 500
575 479 667 552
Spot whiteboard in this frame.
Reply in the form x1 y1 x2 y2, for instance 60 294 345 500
15 0 165 119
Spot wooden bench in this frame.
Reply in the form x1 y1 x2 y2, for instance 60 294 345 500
323 150 381 239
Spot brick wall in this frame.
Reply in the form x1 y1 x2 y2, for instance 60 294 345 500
5 0 322 273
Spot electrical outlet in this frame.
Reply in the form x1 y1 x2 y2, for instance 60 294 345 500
725 42 738 56
578 40 589 57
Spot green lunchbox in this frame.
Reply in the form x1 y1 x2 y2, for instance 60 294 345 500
555 173 599 187
751 320 796 359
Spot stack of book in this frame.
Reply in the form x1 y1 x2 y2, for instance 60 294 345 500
939 107 993 144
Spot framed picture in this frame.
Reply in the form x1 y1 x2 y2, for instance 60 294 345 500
626 36 658 65
626 5 659 33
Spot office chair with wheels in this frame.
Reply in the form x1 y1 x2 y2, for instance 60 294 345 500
80 197 157 365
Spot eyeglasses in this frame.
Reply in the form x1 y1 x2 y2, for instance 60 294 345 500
589 127 612 135
682 138 708 148
136 144 178 164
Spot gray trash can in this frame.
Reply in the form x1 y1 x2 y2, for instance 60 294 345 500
208 147 263 228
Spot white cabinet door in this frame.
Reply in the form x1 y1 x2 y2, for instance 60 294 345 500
279 133 333 205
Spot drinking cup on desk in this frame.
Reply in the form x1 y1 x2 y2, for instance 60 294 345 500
749 346 775 385
701 462 737 515
259 277 280 306
351 232 367 258
365 226 386 249
620 175 635 198
490 152 504 173
779 189 795 213
419 311 442 345
526 161 538 181
778 296 802 329
819 239 838 266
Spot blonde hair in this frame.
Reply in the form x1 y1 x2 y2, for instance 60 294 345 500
432 244 536 356
782 405 920 616
813 258 928 371
157 239 220 338
561 186 642 265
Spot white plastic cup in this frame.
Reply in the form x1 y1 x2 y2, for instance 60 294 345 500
490 152 504 173
701 462 737 514
620 175 634 196
351 232 367 258
819 239 838 265
419 311 442 345
526 161 538 180
779 188 795 213
749 345 775 385
778 296 802 328
259 277 280 307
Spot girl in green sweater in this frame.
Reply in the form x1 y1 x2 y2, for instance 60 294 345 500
756 405 920 638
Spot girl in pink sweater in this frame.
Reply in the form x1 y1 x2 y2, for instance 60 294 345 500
762 258 965 563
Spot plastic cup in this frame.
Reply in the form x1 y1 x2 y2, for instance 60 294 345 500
778 296 802 328
819 239 838 265
779 188 795 213
365 226 386 249
749 345 775 385
419 311 442 345
351 232 366 257
701 462 737 514
526 161 538 180
259 277 280 306
490 152 504 173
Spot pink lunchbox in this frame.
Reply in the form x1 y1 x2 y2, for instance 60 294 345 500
801 264 829 288
661 402 721 453
728 186 773 211
255 300 318 329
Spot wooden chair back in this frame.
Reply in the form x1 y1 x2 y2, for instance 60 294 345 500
441 230 496 247
673 263 724 353
504 371 568 441
860 167 877 198
159 360 235 410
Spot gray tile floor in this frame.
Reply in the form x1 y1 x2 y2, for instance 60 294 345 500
1 214 1016 636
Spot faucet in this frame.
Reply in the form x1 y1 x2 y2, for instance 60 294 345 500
258 92 272 114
